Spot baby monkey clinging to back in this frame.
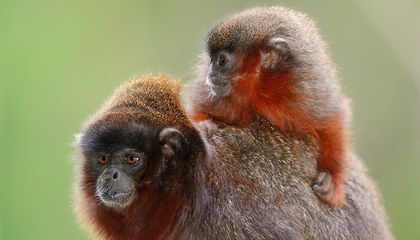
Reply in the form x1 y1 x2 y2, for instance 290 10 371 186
187 6 351 207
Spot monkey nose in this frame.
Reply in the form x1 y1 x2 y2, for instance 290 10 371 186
102 168 122 181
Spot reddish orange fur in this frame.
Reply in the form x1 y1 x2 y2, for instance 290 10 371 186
79 163 188 240
190 52 347 208
192 112 212 122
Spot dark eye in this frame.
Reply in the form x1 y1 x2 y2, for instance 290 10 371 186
98 155 108 165
125 155 140 165
217 54 228 67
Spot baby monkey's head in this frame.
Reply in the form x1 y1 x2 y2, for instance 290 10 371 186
204 6 322 97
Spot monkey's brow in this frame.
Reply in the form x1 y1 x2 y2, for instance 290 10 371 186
208 44 236 54
79 133 130 153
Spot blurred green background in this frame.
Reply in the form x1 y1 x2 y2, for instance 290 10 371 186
1 0 419 239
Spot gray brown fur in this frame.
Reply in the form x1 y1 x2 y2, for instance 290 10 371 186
74 74 392 239
186 6 353 208
181 118 392 239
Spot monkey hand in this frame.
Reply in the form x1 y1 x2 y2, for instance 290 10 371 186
313 171 345 208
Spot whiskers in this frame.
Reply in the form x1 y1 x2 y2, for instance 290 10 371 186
205 76 217 99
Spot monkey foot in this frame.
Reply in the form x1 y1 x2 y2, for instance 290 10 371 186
313 172 345 208
197 120 219 136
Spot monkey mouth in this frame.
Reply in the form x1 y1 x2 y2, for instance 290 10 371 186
97 189 135 209
206 76 231 96
207 82 231 97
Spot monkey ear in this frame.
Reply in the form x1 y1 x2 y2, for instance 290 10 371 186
159 128 188 158
261 37 291 71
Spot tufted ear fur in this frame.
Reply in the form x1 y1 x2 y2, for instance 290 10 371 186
261 37 292 71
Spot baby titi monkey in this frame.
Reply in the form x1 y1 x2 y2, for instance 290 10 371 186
187 6 351 208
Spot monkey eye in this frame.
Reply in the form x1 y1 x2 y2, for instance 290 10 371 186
125 155 140 165
217 54 228 67
98 155 108 165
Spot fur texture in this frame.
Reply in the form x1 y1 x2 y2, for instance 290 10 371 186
74 74 392 239
186 6 351 207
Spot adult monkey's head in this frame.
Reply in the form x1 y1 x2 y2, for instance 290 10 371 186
73 74 204 240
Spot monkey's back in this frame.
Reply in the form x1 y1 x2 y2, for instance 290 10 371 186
186 118 392 240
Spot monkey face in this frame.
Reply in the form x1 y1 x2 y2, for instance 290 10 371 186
94 149 143 209
206 50 238 97
205 37 293 98
77 120 189 210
